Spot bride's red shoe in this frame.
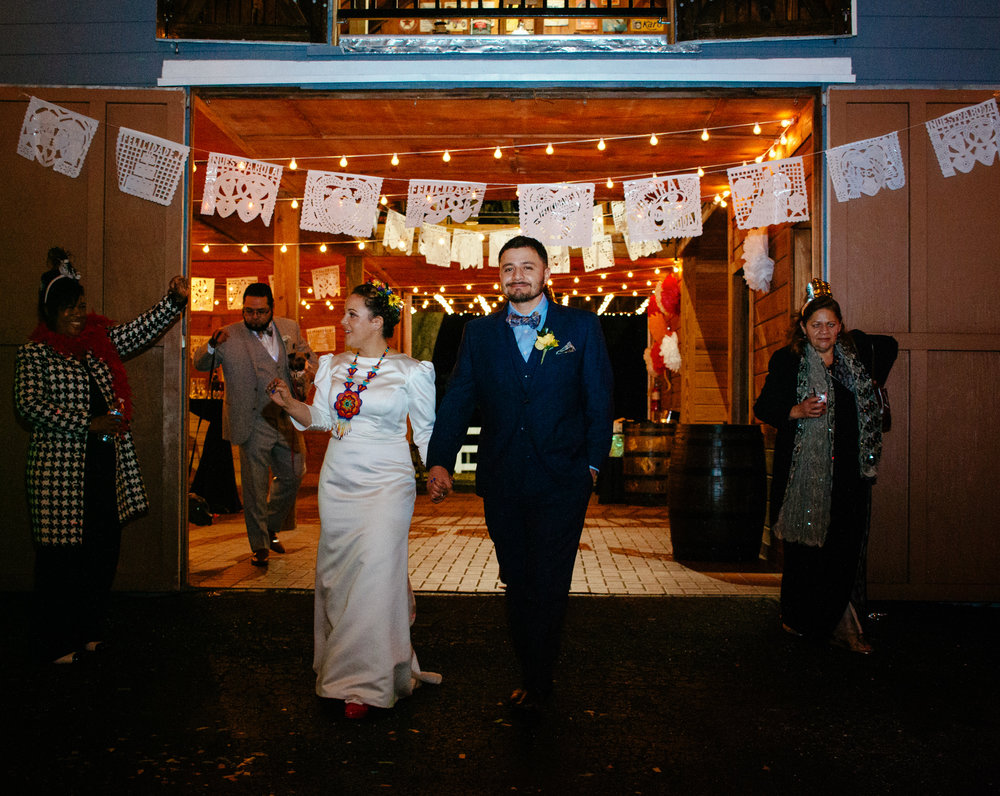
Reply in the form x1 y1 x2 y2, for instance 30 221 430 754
344 701 369 719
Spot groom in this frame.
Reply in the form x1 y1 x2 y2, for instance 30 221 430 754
426 235 614 714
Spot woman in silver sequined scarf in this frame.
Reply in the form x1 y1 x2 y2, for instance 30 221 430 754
754 284 897 654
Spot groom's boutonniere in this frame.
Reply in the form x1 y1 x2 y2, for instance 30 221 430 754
534 327 560 363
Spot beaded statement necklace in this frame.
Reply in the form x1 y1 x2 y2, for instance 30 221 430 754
332 345 390 439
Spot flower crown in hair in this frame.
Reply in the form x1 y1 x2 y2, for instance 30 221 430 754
43 258 82 304
366 279 404 323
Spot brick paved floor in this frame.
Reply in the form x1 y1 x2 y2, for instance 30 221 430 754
189 485 780 596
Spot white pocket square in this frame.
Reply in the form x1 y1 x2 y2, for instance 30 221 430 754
556 342 576 355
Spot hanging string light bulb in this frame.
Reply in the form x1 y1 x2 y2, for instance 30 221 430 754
545 143 554 155
753 122 762 135
241 244 249 253
289 158 297 170
701 129 710 141
391 153 399 166
290 198 298 209
606 177 613 188
443 150 451 162
649 133 659 145
319 243 327 252
340 155 348 168
380 195 388 205
493 145 503 159
597 138 606 151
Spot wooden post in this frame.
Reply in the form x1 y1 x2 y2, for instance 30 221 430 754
272 202 300 323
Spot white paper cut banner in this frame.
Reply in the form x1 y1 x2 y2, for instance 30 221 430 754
546 245 570 274
17 96 99 178
115 127 190 206
592 204 608 241
452 229 484 269
201 153 283 227
623 174 703 242
925 98 1000 177
311 265 341 300
300 170 382 236
488 228 522 269
518 183 595 248
226 277 258 311
727 157 810 230
419 223 452 267
582 237 615 272
307 326 338 353
826 132 905 202
190 277 215 313
742 229 774 292
611 201 662 260
383 209 415 255
405 180 487 227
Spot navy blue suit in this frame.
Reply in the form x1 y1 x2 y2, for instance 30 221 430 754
427 301 614 694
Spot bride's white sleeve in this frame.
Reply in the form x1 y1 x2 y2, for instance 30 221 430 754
407 360 436 466
292 354 335 432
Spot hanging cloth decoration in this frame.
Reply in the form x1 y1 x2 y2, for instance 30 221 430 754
405 179 486 227
190 277 215 313
728 156 810 230
383 209 415 255
115 127 190 206
300 170 383 237
332 345 390 439
311 265 341 300
17 96 98 178
518 183 595 248
741 228 775 292
200 152 283 227
826 131 905 202
419 223 452 266
611 201 662 261
925 97 1000 178
545 245 571 274
622 174 703 242
452 229 484 269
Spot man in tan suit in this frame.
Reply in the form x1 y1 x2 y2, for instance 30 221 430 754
193 284 314 566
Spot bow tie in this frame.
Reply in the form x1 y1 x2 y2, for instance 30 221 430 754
507 311 540 329
255 326 273 338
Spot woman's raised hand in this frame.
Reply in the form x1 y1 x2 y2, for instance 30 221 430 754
268 378 293 407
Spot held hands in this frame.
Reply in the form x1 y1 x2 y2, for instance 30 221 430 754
427 465 453 504
790 394 828 420
268 378 293 408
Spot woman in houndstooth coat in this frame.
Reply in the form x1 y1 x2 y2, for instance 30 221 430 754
14 248 188 664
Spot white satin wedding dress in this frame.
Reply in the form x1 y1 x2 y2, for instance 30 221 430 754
296 351 441 707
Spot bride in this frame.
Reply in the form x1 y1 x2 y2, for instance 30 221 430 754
269 279 441 718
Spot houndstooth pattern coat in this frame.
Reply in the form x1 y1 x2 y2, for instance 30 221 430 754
15 295 184 546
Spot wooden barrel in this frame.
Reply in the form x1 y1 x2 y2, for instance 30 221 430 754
667 424 766 561
622 421 676 505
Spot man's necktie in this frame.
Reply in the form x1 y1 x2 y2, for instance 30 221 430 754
507 311 540 329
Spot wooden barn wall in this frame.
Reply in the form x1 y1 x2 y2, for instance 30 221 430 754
828 88 1000 602
0 86 188 591
1 3 999 88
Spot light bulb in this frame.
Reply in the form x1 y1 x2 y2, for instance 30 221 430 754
358 241 365 250
780 133 788 145
545 143 554 155
701 129 709 141
380 195 388 205
494 146 503 159
606 177 613 188
339 156 348 168
280 244 288 253
319 243 327 252
697 167 705 177
202 244 210 253
241 244 248 253
781 119 792 127
755 154 765 163
649 133 658 145
597 138 606 151
753 122 762 135
443 150 451 162
289 158 297 170
391 153 399 166
290 198 298 209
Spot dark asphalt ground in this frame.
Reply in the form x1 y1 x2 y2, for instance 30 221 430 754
4 590 998 795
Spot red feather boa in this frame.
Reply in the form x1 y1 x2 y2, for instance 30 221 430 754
30 314 133 423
